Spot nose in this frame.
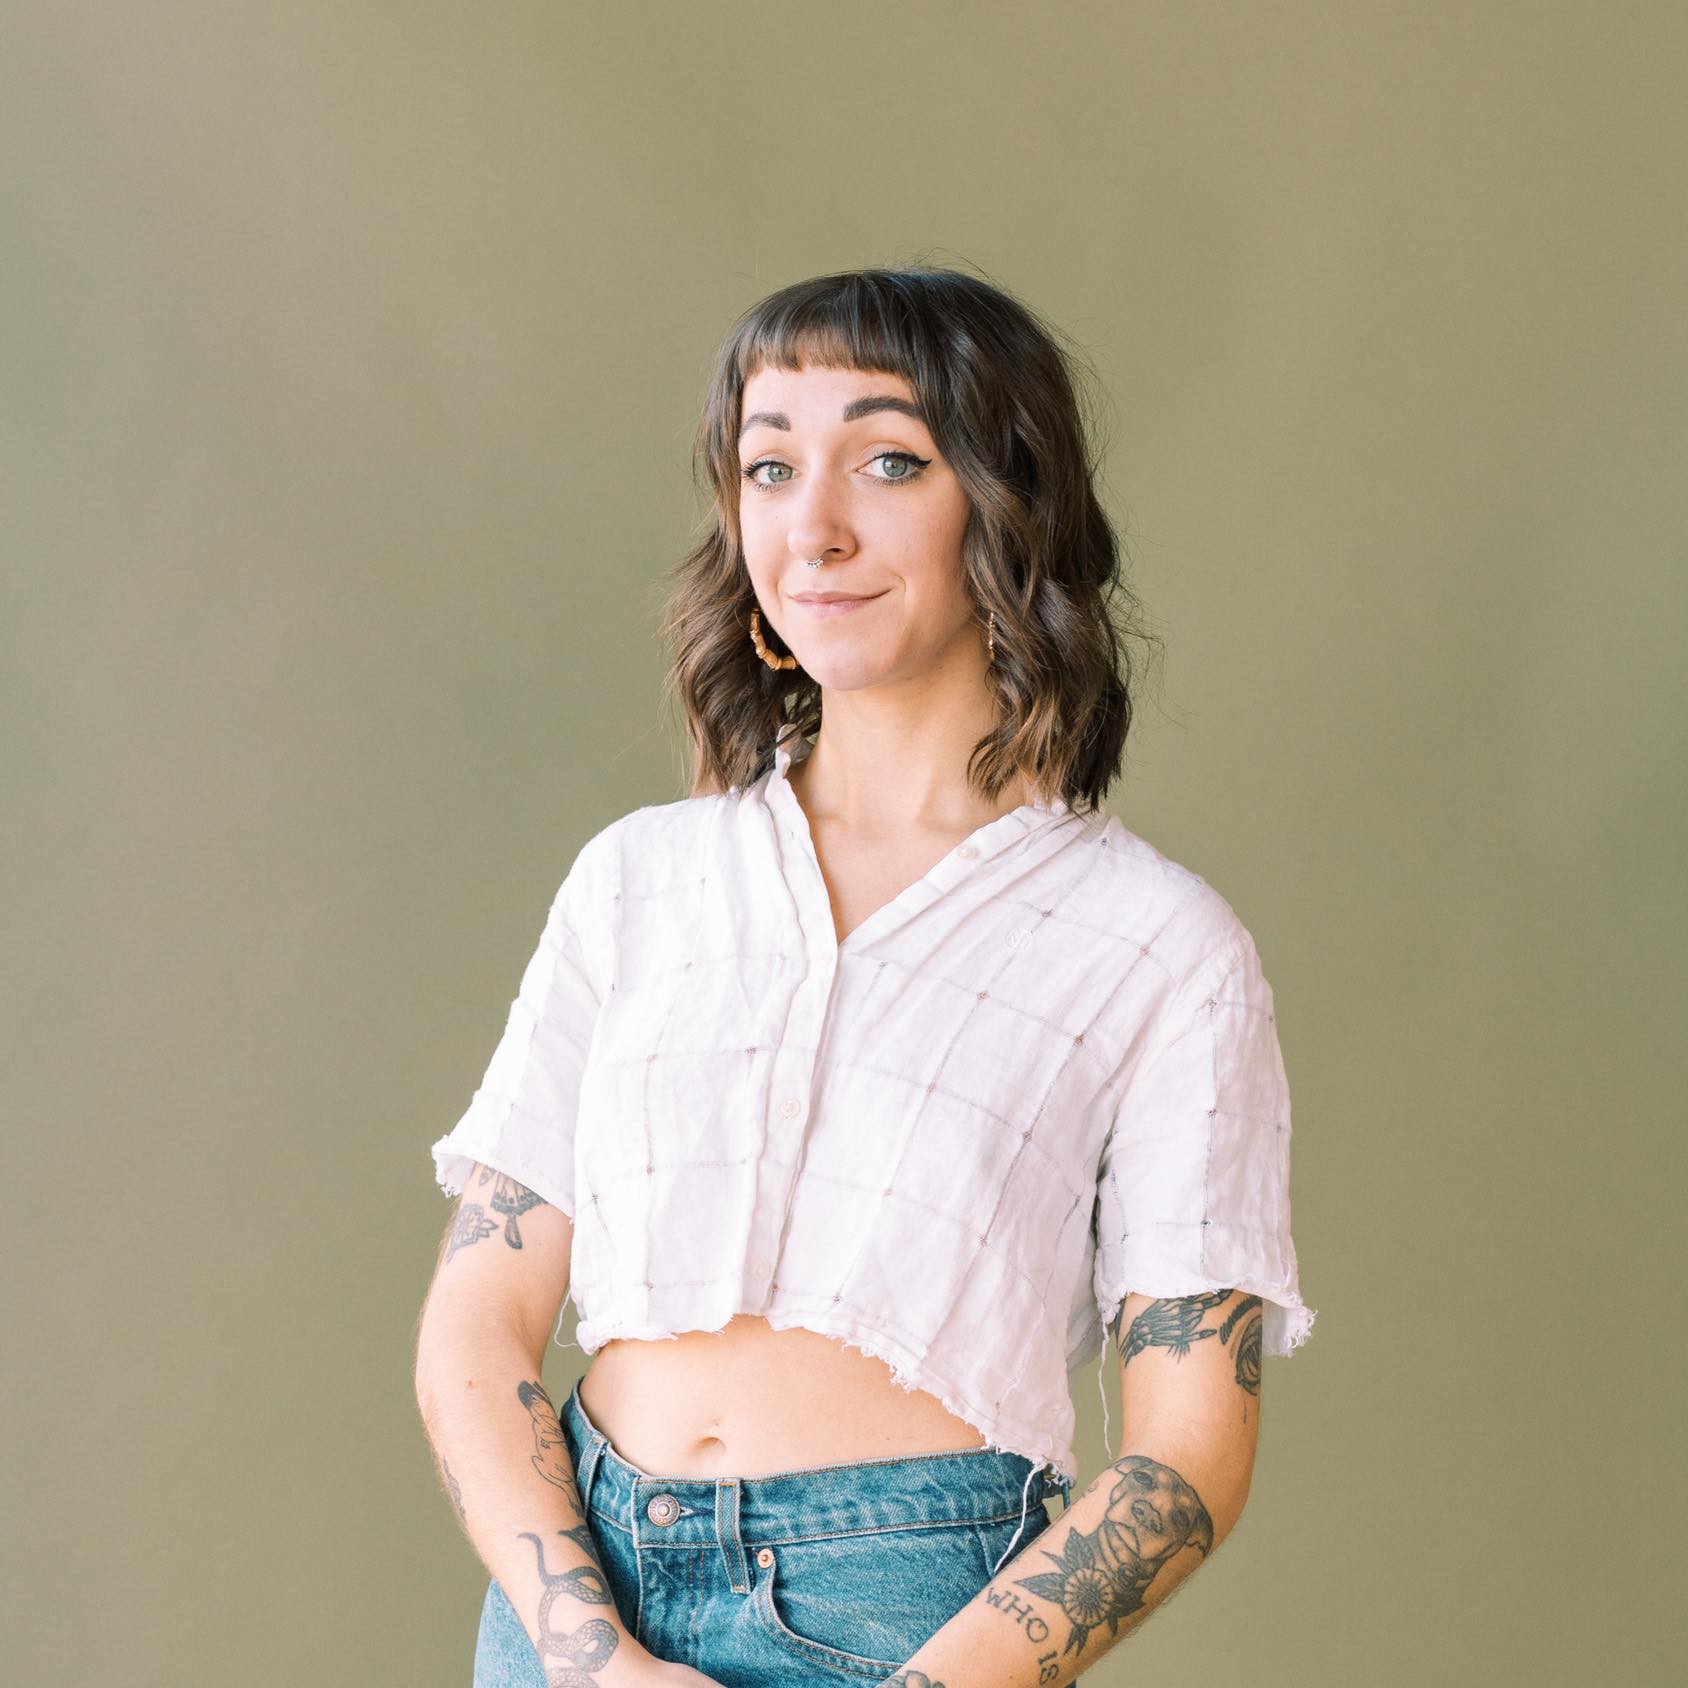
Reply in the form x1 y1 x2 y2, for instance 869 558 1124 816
781 474 855 567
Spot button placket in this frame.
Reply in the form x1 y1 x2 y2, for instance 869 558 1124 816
759 774 843 1305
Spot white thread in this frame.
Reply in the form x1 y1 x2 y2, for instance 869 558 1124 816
990 1462 1042 1576
1096 1336 1113 1461
551 1301 577 1350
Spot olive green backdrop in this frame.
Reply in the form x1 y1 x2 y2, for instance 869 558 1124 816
5 3 1683 1684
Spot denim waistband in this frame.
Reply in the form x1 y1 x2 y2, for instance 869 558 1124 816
559 1376 1069 1551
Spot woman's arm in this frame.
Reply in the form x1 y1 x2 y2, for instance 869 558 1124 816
414 1166 658 1687
878 1288 1264 1688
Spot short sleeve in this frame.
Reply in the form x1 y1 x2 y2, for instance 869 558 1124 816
429 848 604 1219
1093 923 1316 1357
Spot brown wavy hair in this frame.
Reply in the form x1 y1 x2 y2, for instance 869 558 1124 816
655 260 1162 815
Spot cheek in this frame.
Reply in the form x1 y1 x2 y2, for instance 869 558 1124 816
929 478 974 549
891 488 967 550
737 511 779 575
895 561 973 628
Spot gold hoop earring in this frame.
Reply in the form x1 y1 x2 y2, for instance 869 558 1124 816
750 606 798 671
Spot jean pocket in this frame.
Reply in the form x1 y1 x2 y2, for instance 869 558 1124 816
751 1523 987 1680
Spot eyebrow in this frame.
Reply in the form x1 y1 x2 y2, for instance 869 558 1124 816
738 394 928 441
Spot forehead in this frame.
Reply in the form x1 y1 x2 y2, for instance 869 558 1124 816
740 361 922 422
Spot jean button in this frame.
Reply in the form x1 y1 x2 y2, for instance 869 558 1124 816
646 1493 681 1526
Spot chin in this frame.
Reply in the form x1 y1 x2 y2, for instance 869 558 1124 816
796 652 897 690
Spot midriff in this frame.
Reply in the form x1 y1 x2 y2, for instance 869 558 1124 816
576 1314 988 1478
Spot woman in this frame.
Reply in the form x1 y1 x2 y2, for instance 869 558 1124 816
415 265 1316 1688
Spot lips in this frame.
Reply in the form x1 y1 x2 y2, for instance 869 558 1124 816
789 591 885 618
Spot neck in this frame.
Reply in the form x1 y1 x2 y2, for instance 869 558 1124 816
785 711 1036 834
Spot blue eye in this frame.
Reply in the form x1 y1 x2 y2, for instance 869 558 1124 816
741 450 931 492
871 450 929 482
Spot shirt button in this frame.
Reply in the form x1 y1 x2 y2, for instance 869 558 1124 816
956 843 980 861
780 1096 801 1118
646 1493 681 1526
748 1257 771 1279
1007 927 1031 949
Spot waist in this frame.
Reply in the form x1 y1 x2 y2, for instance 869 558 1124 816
580 1314 990 1475
559 1376 1067 1539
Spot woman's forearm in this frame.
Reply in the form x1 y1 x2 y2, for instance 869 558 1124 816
415 1328 651 1685
880 1429 1252 1688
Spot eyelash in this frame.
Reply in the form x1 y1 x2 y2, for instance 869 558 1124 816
740 450 932 493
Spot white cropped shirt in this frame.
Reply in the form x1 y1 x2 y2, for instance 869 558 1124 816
431 724 1315 1495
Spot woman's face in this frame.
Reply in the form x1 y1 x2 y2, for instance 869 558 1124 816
736 362 978 691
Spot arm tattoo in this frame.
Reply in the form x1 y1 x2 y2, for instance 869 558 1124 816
445 1168 546 1261
440 1456 466 1525
881 1675 947 1688
994 1454 1214 1660
518 1379 580 1497
1219 1297 1264 1396
1111 1290 1264 1399
511 1377 622 1683
518 1525 621 1684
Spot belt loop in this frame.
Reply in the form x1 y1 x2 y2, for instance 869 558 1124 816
576 1427 608 1517
715 1478 752 1594
567 1381 609 1517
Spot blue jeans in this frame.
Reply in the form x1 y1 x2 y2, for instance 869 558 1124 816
472 1376 1072 1686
